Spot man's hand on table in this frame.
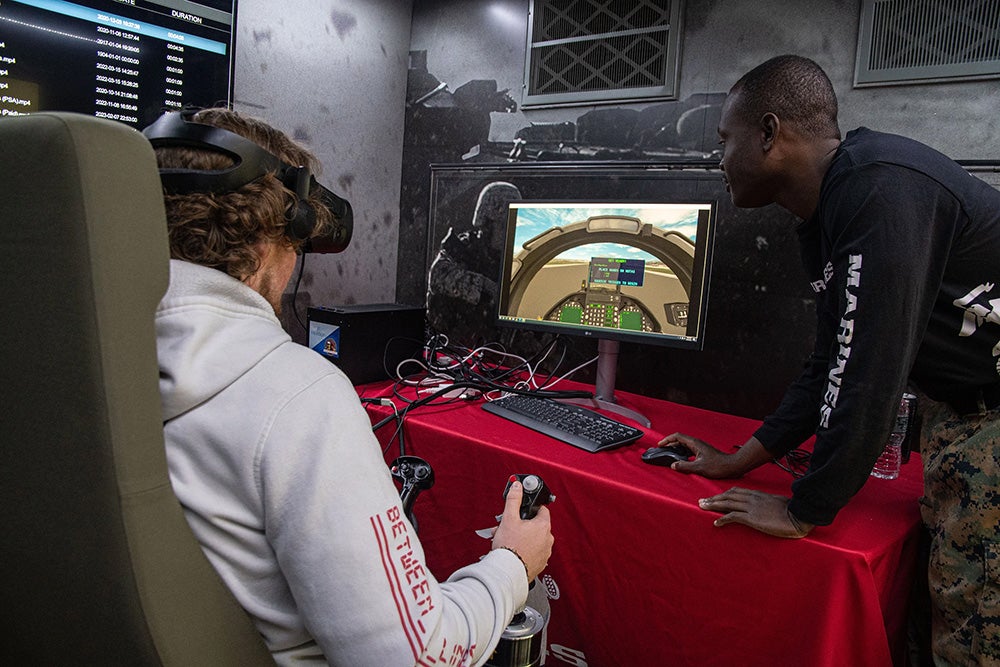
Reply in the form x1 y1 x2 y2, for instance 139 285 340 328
698 488 814 539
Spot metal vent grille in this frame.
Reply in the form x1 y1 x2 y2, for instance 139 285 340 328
855 0 1000 86
523 0 683 108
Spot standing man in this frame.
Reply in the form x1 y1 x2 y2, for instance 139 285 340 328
660 55 1000 662
145 107 553 666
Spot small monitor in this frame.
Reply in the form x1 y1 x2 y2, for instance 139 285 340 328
496 200 717 422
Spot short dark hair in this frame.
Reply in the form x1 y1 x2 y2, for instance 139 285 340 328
731 54 840 139
153 108 334 280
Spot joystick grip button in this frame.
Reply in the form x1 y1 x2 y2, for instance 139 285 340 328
522 475 540 493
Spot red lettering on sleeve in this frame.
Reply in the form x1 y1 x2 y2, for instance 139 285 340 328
370 510 424 658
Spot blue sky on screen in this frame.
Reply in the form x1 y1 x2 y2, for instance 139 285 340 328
511 203 702 263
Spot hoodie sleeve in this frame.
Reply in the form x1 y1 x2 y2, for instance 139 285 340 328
257 369 527 667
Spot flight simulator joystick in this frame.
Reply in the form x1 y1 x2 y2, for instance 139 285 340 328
488 473 554 667
504 473 555 520
390 456 435 530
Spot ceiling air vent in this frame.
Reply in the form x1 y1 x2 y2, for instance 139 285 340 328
855 0 1000 86
523 0 684 108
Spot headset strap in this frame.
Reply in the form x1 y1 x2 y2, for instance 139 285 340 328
142 110 287 194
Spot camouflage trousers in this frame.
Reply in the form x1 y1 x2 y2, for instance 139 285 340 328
918 394 1000 665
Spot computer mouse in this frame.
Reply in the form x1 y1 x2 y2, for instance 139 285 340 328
641 444 693 466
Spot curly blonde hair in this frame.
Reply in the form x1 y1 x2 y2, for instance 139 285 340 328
153 107 334 280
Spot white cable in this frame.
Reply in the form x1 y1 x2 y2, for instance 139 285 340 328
539 354 599 390
525 339 562 388
395 356 428 380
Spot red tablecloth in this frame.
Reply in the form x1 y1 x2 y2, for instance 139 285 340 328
359 381 925 667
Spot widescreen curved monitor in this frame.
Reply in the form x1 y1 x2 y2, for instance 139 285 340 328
497 200 716 350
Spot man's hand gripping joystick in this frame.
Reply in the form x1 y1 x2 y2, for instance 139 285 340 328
487 474 555 582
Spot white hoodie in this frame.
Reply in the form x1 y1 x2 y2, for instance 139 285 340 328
156 260 526 666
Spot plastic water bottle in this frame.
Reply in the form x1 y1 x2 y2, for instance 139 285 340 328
871 393 915 480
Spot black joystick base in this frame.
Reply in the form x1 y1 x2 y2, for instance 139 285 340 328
487 602 546 667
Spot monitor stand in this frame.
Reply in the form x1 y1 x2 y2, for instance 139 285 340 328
563 338 651 427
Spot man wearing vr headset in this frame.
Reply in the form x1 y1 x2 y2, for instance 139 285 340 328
145 108 553 666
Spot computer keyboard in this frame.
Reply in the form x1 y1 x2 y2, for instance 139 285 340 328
482 393 644 453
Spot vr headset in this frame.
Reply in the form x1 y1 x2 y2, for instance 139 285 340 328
142 110 353 254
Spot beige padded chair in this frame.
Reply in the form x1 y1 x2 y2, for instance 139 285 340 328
0 112 273 665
